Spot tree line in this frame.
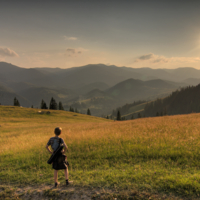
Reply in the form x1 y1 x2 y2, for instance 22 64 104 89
144 84 200 117
13 97 92 115
111 100 146 118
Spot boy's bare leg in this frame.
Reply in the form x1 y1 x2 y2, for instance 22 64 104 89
54 170 58 183
64 168 68 180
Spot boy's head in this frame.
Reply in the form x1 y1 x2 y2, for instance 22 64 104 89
54 127 62 136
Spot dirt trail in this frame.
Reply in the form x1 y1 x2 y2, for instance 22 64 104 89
0 183 195 200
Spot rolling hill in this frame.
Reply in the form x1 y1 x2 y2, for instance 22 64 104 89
0 84 30 106
106 78 178 103
1 105 200 199
69 78 181 116
144 84 200 117
18 86 76 108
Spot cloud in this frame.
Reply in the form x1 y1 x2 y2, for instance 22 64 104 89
65 48 87 57
134 53 168 63
133 53 200 68
0 47 19 57
170 57 200 63
137 53 154 61
64 36 78 41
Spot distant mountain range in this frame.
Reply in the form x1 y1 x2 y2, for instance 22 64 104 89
0 61 200 116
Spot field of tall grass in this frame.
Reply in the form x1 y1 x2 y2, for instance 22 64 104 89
1 106 200 198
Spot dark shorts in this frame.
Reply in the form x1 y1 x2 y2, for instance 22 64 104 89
52 153 68 170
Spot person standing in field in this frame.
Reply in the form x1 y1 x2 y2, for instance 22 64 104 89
46 127 70 187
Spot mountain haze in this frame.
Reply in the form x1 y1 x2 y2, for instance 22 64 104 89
1 62 199 116
0 84 30 106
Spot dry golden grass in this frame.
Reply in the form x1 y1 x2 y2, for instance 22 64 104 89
1 106 200 197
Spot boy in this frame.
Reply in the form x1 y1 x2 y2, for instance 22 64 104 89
46 127 69 187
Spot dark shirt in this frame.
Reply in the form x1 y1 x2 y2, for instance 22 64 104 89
47 137 64 151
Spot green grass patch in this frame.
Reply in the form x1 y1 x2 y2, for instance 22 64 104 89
1 106 200 198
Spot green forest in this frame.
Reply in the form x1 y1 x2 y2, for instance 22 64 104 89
144 84 200 117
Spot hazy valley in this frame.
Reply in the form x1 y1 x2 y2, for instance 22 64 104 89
1 61 200 117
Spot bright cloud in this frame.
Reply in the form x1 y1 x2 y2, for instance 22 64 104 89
0 47 19 57
64 36 78 41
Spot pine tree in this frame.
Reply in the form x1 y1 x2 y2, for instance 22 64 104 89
17 100 20 106
58 102 64 110
14 97 17 106
138 113 141 118
131 115 134 120
41 99 48 109
31 105 33 108
106 115 109 119
49 97 57 110
121 116 126 120
14 97 20 106
87 108 91 115
41 100 44 109
44 102 48 109
117 110 121 120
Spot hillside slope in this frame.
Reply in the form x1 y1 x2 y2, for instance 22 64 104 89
0 84 30 106
144 84 200 116
1 105 200 198
106 78 178 102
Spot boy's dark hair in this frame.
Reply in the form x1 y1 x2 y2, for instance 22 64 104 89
54 127 62 136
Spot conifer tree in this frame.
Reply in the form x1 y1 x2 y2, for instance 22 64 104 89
41 99 48 109
87 108 91 115
14 97 17 106
69 106 74 112
41 99 44 109
131 115 134 120
58 102 64 110
121 116 126 120
117 110 121 120
49 97 57 110
14 97 20 106
106 115 109 119
138 112 141 118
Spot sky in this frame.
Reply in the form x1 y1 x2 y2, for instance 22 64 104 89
0 0 200 69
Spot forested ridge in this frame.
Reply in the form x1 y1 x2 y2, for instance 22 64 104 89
112 100 146 117
144 84 200 117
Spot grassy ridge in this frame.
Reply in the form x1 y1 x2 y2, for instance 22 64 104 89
1 106 200 197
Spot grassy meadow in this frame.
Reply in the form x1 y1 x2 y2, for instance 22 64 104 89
1 106 200 198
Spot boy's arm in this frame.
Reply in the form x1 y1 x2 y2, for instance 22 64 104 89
46 144 53 154
62 142 68 153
